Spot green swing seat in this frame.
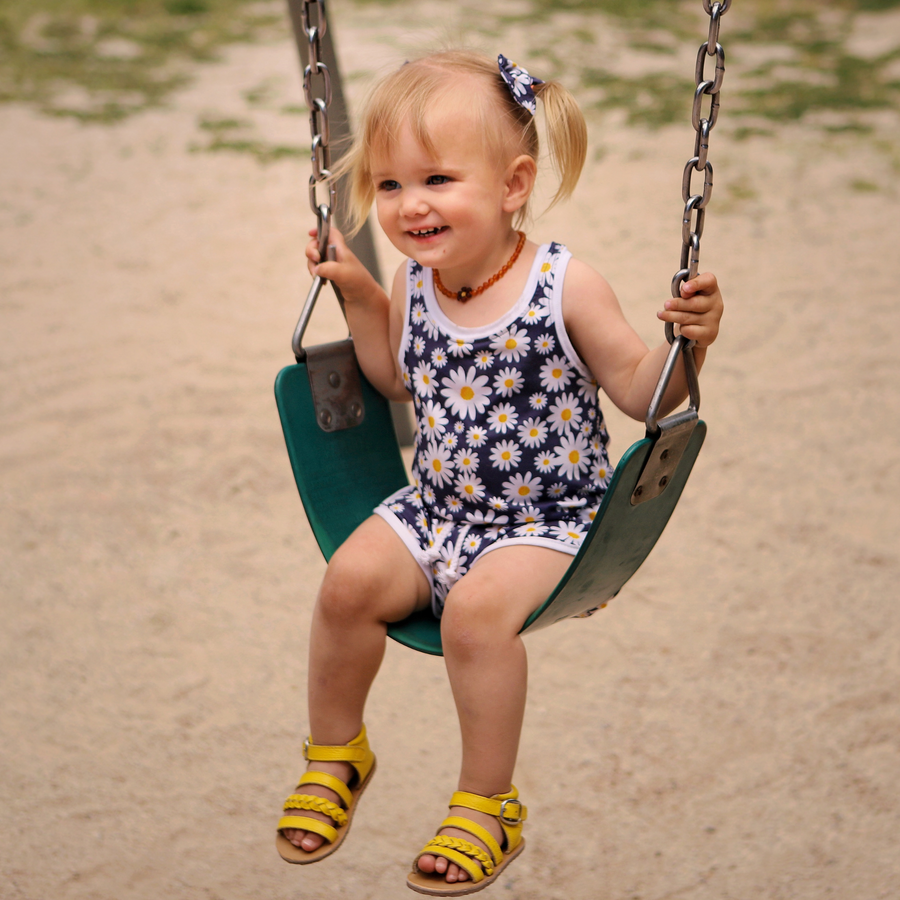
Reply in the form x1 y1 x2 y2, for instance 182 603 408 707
275 348 705 657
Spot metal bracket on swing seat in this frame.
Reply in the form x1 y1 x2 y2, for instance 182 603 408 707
305 339 366 432
632 334 700 506
291 245 366 433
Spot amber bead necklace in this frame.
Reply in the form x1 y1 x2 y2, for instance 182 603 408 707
432 231 526 303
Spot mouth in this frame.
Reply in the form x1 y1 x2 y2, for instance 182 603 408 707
408 226 448 238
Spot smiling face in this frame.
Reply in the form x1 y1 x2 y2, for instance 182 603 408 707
370 92 531 288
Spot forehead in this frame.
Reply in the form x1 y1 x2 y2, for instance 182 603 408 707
370 93 501 175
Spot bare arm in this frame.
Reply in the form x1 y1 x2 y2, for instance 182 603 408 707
306 227 411 402
563 258 723 421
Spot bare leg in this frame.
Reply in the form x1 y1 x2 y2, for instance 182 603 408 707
415 546 573 883
282 515 431 852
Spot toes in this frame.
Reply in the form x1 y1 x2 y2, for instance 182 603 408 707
300 832 325 852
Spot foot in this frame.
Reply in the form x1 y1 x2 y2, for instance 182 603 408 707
414 805 505 884
281 759 355 853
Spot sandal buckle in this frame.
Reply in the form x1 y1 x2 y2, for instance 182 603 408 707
499 798 522 824
303 738 311 760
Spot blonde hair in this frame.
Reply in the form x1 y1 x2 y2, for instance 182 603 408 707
335 49 587 235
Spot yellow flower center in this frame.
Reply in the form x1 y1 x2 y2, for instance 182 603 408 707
504 378 514 388
569 450 580 463
433 460 442 472
518 485 530 496
552 368 562 378
562 409 572 421
461 386 474 400
529 428 538 438
505 338 517 350
499 414 508 423
465 484 474 495
428 416 436 428
502 451 511 461
541 262 551 273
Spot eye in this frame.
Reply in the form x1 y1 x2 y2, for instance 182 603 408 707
378 179 400 192
427 174 451 186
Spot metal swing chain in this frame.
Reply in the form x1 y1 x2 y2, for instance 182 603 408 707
645 0 730 437
634 0 730 503
291 0 338 359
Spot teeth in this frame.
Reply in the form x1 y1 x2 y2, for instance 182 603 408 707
411 228 441 236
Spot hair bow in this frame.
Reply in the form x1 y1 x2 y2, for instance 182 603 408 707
498 54 544 116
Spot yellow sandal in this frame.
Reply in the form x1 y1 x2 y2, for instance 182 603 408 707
276 724 376 864
407 786 527 895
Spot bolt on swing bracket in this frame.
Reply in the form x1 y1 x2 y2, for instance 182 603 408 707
631 334 700 506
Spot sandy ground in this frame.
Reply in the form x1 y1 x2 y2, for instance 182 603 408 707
2 3 899 899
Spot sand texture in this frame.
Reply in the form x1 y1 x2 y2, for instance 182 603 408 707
2 2 899 898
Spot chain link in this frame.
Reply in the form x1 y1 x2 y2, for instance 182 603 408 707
668 0 729 343
302 0 333 256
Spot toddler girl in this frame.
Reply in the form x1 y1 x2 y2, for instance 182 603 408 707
276 49 723 895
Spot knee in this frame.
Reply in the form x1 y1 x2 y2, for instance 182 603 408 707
440 581 513 662
316 547 386 625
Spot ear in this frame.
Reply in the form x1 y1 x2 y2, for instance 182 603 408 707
502 155 537 214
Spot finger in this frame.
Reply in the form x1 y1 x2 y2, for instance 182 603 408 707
680 271 718 297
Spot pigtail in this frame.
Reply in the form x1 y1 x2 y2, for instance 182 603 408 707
534 80 587 209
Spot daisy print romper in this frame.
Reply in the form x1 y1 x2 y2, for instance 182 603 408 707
375 243 613 616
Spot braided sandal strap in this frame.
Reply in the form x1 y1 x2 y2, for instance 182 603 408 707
282 793 348 827
416 836 494 884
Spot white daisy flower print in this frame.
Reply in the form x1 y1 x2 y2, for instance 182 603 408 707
421 399 448 437
389 501 404 512
423 486 436 506
580 504 600 525
411 302 427 326
402 370 412 390
474 350 495 370
466 425 488 447
548 393 583 435
550 520 587 545
522 302 549 326
462 533 482 554
534 452 556 473
536 257 554 287
413 336 426 357
518 416 547 448
454 421 465 433
529 392 548 410
557 496 586 510
488 496 509 511
576 375 598 400
456 472 486 504
502 472 544 505
514 522 548 537
540 355 574 392
487 402 518 434
453 448 480 472
422 316 441 341
413 361 438 398
581 421 593 437
442 433 458 450
535 333 556 355
464 509 508 527
445 496 463 513
591 461 612 486
490 324 531 363
420 440 455 487
415 510 429 532
448 337 473 357
440 367 492 420
490 439 522 472
514 505 545 524
431 347 448 368
493 367 524 398
409 489 424 508
548 482 567 498
553 433 592 480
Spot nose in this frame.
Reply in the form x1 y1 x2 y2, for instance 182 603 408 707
399 187 429 219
